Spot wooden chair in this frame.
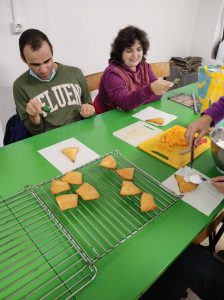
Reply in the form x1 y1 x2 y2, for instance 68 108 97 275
84 62 170 93
85 71 103 93
150 62 170 78
193 210 224 252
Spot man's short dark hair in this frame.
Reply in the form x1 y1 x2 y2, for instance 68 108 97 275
19 29 53 61
110 25 150 64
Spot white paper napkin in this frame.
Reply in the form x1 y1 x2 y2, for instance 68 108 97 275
132 107 177 126
162 166 224 216
38 138 99 173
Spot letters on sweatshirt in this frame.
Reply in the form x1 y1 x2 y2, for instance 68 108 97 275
35 83 82 116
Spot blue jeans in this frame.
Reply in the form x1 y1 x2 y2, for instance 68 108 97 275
139 244 224 300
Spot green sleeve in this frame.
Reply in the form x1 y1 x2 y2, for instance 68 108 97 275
13 81 45 135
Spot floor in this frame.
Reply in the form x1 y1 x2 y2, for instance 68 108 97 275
181 224 224 300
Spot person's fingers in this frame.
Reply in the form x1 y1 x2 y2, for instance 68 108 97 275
210 181 224 193
26 98 42 115
185 126 195 146
211 176 224 182
194 131 206 146
80 104 95 117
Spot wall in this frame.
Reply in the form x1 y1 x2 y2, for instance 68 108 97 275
0 0 223 146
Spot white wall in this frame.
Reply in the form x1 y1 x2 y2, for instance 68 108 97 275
0 0 223 146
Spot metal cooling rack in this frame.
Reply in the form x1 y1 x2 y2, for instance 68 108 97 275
30 150 182 262
0 150 182 299
0 189 97 300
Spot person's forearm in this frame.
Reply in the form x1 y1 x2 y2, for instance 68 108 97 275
203 96 224 125
110 85 156 111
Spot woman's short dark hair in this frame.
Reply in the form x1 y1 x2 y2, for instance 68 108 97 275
19 29 53 61
110 25 150 64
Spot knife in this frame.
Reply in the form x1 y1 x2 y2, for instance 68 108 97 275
190 138 195 169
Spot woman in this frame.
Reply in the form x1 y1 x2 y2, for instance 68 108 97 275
93 25 173 114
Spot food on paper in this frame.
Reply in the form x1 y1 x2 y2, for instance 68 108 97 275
61 171 83 185
146 118 164 125
56 194 78 211
50 179 70 194
62 147 79 162
76 182 100 200
120 180 142 196
99 155 117 169
116 168 135 180
140 192 158 212
174 174 198 193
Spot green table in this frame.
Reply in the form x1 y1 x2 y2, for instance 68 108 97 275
0 84 223 300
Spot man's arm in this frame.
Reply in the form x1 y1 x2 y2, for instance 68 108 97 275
13 81 45 135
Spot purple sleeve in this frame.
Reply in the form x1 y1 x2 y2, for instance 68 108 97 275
102 66 160 111
203 96 224 125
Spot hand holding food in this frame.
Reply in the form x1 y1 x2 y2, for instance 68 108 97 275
150 79 174 95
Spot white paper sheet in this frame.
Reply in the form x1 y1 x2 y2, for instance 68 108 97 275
113 121 162 147
132 107 177 126
162 166 224 216
38 138 99 174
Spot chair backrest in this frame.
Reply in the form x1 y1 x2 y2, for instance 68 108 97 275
85 62 170 93
85 71 103 92
3 113 32 146
150 62 170 78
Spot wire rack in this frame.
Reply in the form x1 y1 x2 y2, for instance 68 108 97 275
0 189 97 300
0 150 181 299
30 150 181 262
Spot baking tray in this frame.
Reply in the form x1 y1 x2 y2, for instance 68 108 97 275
138 125 210 169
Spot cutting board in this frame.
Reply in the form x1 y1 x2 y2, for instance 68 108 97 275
138 125 210 169
113 121 163 147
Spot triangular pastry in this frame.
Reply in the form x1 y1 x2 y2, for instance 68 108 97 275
76 182 100 200
99 155 117 169
146 118 164 125
174 174 198 193
140 192 158 212
61 171 83 185
50 179 70 194
56 194 78 211
120 180 142 196
62 147 79 162
116 168 135 180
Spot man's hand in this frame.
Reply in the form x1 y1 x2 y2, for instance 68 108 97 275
150 79 174 95
26 98 42 125
211 176 224 193
80 103 95 118
185 114 213 147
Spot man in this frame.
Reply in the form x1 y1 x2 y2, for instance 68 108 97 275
13 29 95 135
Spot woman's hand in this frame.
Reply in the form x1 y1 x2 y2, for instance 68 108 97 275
150 79 174 95
211 176 224 193
185 114 213 147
